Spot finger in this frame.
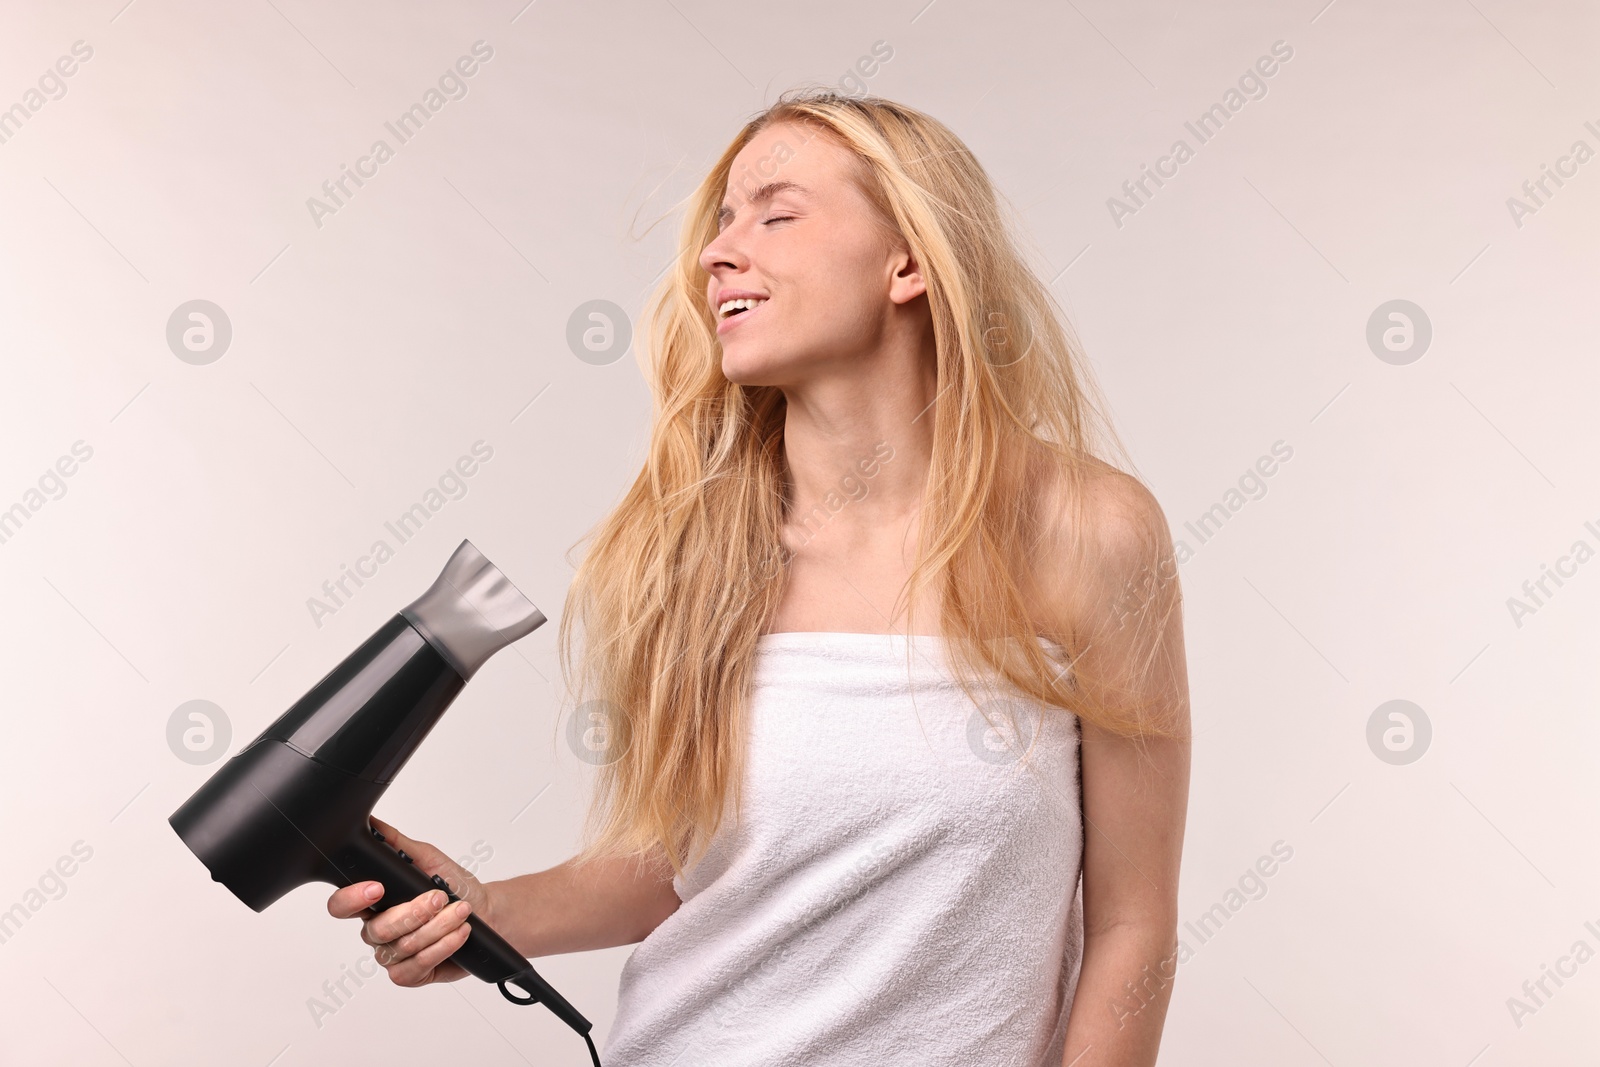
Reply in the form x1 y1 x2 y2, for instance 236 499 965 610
431 959 470 984
363 887 449 946
388 920 473 988
363 887 448 947
369 816 444 867
327 880 384 919
384 898 473 963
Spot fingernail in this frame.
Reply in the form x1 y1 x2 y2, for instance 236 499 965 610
364 883 382 900
431 890 446 910
456 900 472 919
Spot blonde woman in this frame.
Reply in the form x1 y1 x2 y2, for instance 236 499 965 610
330 89 1191 1067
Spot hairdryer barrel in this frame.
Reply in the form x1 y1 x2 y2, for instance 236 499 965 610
169 539 593 1046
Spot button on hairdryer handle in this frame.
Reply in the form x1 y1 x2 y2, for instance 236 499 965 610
339 821 592 1036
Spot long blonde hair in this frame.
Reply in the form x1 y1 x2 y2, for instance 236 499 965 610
558 88 1185 877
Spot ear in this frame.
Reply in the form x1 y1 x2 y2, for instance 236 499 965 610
887 242 927 306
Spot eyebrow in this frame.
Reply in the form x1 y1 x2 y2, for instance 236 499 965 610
717 180 809 228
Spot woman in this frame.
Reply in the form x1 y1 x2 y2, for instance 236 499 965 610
329 89 1191 1067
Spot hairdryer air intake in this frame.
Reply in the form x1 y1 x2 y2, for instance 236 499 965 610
170 539 600 1065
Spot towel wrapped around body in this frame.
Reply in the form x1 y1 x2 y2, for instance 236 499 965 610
602 630 1086 1067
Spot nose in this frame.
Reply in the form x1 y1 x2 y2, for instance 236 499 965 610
699 226 745 277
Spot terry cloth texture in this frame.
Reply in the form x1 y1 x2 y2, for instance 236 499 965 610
603 630 1086 1067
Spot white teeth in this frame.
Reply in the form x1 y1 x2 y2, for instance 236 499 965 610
718 297 768 318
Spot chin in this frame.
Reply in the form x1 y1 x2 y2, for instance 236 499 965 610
721 348 786 387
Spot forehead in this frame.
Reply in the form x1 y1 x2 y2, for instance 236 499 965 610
722 121 852 202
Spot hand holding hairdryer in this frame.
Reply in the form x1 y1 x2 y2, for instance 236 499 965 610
325 816 494 988
169 540 601 1066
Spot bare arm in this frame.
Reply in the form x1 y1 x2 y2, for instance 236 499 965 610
1044 470 1192 1066
1063 717 1188 1066
486 847 683 958
326 818 681 989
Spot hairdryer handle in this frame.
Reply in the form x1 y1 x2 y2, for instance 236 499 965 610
343 822 592 1036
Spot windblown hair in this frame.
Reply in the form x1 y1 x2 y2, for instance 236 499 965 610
558 88 1186 878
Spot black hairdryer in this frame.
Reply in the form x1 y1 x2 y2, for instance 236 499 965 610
169 539 600 1065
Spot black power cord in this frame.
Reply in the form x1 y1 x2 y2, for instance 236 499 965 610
497 974 603 1066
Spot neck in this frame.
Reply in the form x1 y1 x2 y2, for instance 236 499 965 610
777 352 936 538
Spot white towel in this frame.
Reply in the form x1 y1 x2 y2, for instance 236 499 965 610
602 631 1085 1067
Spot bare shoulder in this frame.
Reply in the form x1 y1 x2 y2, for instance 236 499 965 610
1028 451 1177 639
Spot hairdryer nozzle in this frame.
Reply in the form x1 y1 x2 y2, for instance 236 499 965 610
400 539 546 680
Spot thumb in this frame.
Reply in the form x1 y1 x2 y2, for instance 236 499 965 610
367 816 493 921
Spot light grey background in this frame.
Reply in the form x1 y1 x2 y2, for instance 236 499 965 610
1 0 1595 1064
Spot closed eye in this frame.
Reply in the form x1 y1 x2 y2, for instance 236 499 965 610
762 216 796 226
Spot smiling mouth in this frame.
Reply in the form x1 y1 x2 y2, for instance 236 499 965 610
719 298 769 320
718 298 768 331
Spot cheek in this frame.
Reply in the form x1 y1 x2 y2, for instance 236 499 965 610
813 280 882 337
832 242 893 311
791 258 876 325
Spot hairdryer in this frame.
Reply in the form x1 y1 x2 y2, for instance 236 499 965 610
169 539 600 1065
